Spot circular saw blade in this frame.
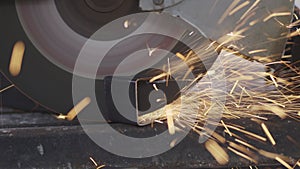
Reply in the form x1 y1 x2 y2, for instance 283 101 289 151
0 0 217 121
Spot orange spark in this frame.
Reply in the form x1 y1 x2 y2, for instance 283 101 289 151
9 41 25 76
263 12 292 22
66 97 91 121
205 139 229 165
261 123 276 146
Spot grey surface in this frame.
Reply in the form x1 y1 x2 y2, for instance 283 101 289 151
296 0 300 7
0 112 299 169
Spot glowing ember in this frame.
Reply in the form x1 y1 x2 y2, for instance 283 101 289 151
228 146 258 164
275 157 293 169
89 157 105 169
58 97 91 121
205 139 229 165
263 12 292 22
166 105 175 135
9 41 25 76
261 123 276 146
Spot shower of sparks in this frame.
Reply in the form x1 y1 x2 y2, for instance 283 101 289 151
76 1 299 168
138 5 300 164
9 41 25 76
140 51 300 166
139 40 300 166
